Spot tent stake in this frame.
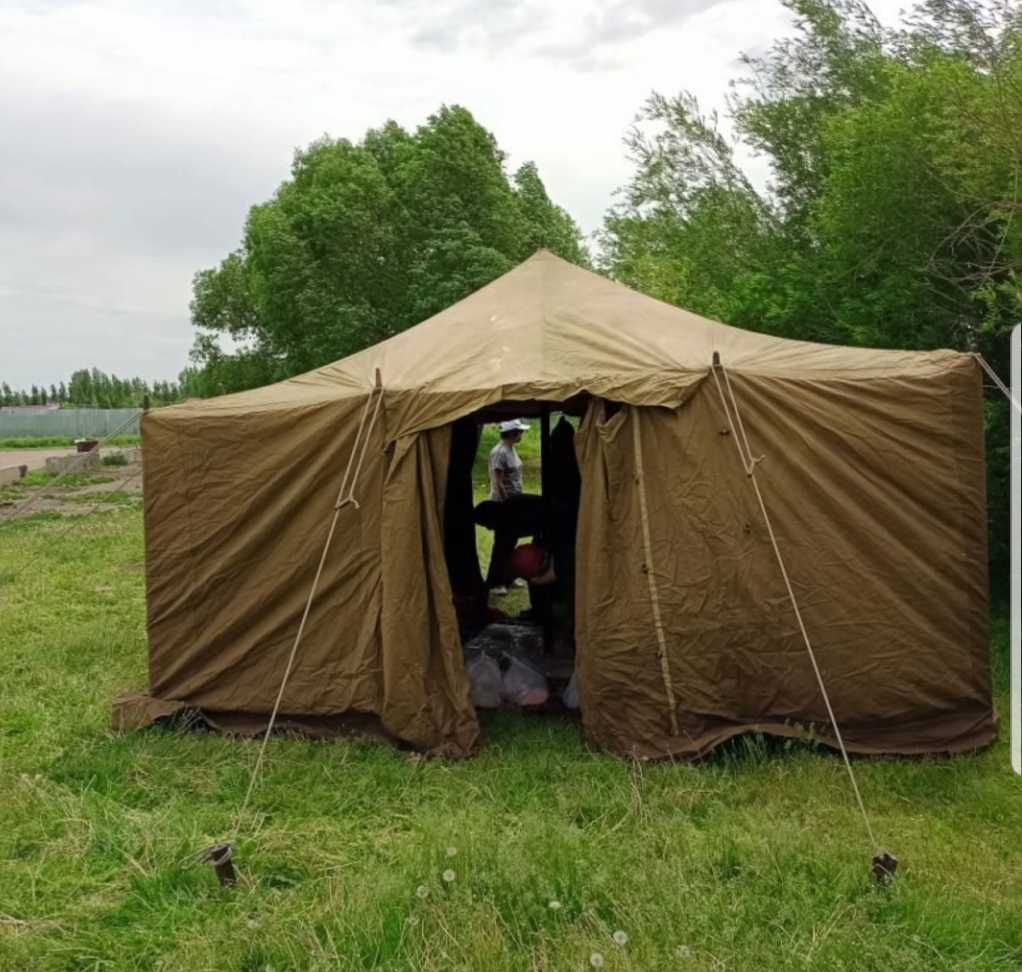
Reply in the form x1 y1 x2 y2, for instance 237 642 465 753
871 851 898 885
200 842 238 888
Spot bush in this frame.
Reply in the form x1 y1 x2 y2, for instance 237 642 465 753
102 453 129 467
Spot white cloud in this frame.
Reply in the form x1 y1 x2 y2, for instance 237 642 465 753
0 0 910 388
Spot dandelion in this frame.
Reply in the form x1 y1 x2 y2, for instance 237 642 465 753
675 945 691 959
613 930 629 946
446 846 458 857
589 953 605 968
548 900 562 910
416 885 429 899
442 869 456 883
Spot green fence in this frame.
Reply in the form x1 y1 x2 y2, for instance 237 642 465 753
0 408 141 438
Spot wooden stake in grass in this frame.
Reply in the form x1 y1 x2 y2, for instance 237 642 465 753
871 851 898 886
199 843 237 888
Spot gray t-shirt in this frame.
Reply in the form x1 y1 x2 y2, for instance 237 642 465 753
488 441 524 501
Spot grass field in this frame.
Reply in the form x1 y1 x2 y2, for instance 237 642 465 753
1 446 1020 970
0 436 141 450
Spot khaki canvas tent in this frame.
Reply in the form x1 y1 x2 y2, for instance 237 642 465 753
115 249 996 759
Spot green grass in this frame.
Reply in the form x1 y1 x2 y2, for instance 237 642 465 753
0 504 1019 969
60 490 141 508
0 435 141 450
11 470 117 489
1 472 118 504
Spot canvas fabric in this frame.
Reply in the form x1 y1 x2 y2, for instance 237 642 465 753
116 250 996 757
573 369 993 758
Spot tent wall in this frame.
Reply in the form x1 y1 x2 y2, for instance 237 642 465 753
574 359 995 758
121 345 995 760
121 399 477 756
378 426 478 754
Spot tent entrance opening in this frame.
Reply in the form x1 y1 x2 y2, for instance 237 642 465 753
443 397 587 711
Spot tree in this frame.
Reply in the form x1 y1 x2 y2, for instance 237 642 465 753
601 0 1021 587
0 369 185 409
189 105 589 391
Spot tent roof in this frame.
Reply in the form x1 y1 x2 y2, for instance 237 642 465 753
170 249 971 417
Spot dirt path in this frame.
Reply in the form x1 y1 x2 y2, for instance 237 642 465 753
0 447 76 473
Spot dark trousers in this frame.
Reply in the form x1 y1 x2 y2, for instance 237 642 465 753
487 528 518 588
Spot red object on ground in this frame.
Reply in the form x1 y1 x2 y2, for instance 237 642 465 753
485 607 509 622
509 543 545 580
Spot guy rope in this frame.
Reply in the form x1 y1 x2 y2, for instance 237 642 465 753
974 353 1021 416
200 370 386 885
709 352 896 883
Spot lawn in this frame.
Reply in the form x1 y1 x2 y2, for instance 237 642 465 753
1 456 1019 970
0 436 141 450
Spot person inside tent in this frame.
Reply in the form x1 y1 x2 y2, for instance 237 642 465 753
489 418 527 502
509 536 575 658
474 419 543 595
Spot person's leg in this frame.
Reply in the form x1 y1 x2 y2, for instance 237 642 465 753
486 524 516 589
486 494 551 590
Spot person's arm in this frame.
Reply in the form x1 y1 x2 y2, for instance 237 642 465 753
530 556 557 586
493 467 508 500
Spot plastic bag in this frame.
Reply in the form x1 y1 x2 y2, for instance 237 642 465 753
464 622 544 659
501 653 549 707
464 652 502 709
562 671 580 710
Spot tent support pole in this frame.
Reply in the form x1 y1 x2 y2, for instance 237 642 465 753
631 406 681 737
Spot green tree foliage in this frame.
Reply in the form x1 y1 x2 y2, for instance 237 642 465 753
601 0 1021 587
189 105 588 393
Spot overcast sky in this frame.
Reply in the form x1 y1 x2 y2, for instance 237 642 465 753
0 0 909 390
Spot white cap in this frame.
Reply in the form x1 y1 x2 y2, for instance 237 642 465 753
498 419 529 433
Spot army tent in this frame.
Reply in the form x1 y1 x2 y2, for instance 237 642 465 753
115 249 996 759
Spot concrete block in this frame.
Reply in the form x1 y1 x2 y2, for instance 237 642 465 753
0 464 27 485
46 450 101 475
